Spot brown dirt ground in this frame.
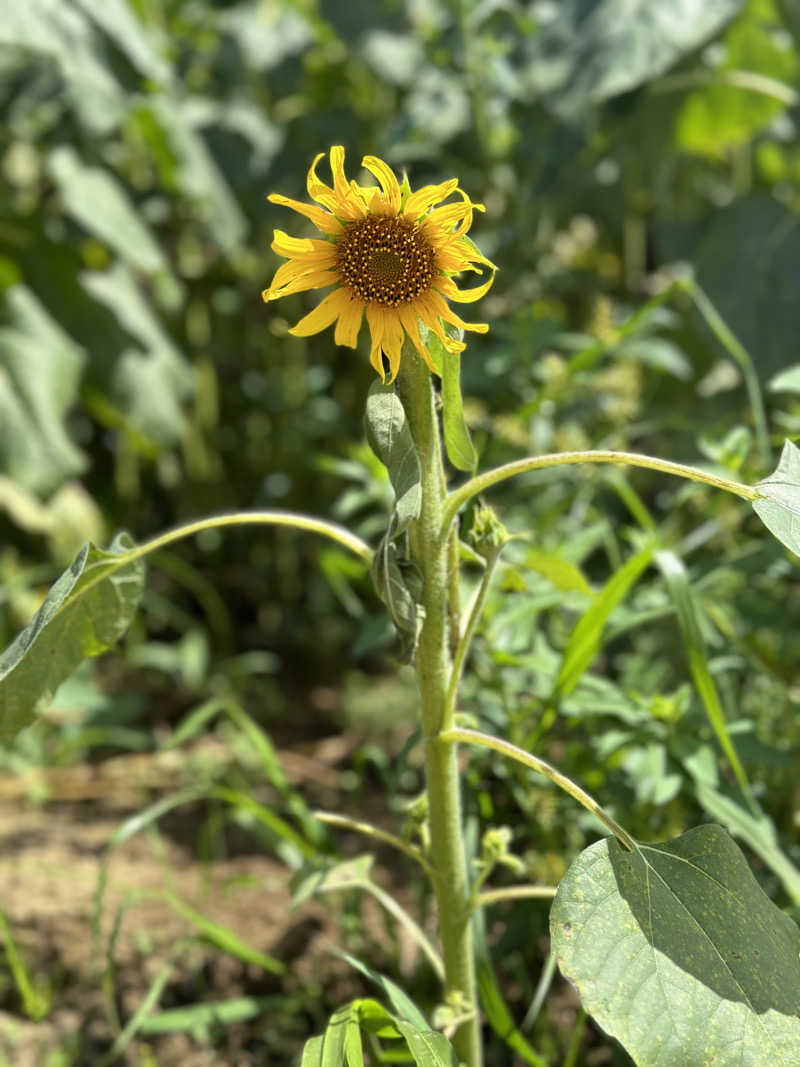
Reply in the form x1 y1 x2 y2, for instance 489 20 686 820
0 736 394 1067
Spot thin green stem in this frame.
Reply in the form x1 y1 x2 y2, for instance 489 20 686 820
445 548 502 722
396 349 481 1067
682 280 770 468
313 811 433 876
443 727 636 852
475 885 557 909
441 450 758 539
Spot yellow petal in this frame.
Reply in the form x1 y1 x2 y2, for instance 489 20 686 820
398 305 438 373
307 153 338 212
362 155 402 215
264 268 339 301
403 178 459 220
268 193 343 236
382 314 405 382
424 289 488 333
366 304 388 379
434 272 495 303
328 148 366 220
334 294 365 347
289 288 353 337
271 229 336 260
423 193 484 240
414 295 466 353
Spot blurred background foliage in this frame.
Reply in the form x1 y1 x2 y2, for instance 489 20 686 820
2 0 800 1062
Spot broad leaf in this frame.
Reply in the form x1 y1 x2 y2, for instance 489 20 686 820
0 285 87 493
0 532 145 738
364 382 421 535
48 147 167 275
753 439 800 556
527 0 745 117
551 825 800 1066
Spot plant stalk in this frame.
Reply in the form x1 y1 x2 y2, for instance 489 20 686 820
396 350 481 1067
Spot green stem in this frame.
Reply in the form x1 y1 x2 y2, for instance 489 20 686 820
441 450 758 539
445 547 502 722
443 727 636 852
396 350 481 1067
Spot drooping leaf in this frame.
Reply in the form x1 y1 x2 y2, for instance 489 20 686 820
440 345 477 473
550 825 800 1066
364 382 421 535
0 285 87 493
527 0 745 117
753 439 800 556
0 532 145 738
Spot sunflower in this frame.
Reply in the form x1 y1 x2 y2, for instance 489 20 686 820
262 147 495 381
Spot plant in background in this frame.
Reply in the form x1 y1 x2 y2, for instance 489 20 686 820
2 148 800 1067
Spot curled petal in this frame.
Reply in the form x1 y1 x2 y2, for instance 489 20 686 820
403 178 459 220
263 268 339 301
398 306 438 373
268 193 342 236
434 272 496 304
271 229 337 261
307 153 338 212
366 304 387 379
362 155 402 215
422 289 489 334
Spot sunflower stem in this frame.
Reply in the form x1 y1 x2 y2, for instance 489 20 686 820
396 348 482 1067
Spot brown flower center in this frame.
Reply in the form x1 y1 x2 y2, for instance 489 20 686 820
336 215 436 307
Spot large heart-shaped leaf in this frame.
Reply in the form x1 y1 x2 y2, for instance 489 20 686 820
550 825 800 1065
0 532 145 738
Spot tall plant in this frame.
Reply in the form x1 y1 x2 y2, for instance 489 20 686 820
2 148 800 1066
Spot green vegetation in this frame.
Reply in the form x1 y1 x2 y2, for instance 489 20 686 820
2 1 800 1064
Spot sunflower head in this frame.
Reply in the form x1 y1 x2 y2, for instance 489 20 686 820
262 147 495 382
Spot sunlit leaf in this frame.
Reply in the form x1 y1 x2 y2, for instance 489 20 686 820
528 0 745 116
551 825 800 1065
0 532 144 738
753 439 800 556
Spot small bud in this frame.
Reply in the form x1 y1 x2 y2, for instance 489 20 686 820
468 502 509 558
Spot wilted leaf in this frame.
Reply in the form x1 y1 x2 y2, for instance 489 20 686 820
365 382 421 535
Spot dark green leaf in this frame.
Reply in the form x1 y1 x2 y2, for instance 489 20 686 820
550 825 800 1065
0 532 145 738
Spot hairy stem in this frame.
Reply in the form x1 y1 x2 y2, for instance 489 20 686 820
396 350 481 1067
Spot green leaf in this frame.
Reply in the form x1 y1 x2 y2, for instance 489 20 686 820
370 539 424 644
523 548 592 595
137 996 276 1034
161 891 284 975
0 532 145 738
395 1021 459 1067
0 285 87 493
753 439 800 556
300 1035 324 1067
440 346 477 472
48 147 167 275
655 550 751 796
770 364 800 394
82 263 193 445
550 825 800 1066
339 953 431 1032
553 542 655 699
528 0 745 117
364 382 421 535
